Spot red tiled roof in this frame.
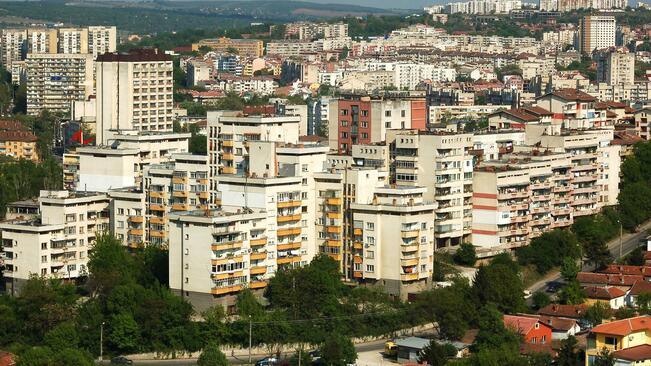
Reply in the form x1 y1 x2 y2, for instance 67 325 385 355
576 272 644 286
504 315 548 336
600 265 646 276
0 131 37 143
584 286 626 300
538 304 588 319
538 315 578 332
591 316 651 336
0 120 25 131
545 88 596 102
521 105 552 116
0 352 15 366
611 344 651 361
612 132 644 146
629 280 651 296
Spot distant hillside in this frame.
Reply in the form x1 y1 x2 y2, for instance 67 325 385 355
0 0 403 34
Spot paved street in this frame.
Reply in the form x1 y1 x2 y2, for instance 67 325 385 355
527 220 651 294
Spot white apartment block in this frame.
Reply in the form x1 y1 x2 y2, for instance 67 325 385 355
392 131 474 248
26 53 93 115
579 16 616 55
95 49 174 145
108 187 146 249
87 26 117 57
393 64 456 90
296 22 348 40
26 29 57 54
595 48 635 86
445 0 522 14
351 186 436 299
57 28 88 54
266 41 324 57
0 29 26 69
0 191 109 294
635 108 651 140
187 60 211 86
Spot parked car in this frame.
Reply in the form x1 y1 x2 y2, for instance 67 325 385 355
523 290 532 299
110 356 133 365
256 357 278 366
546 282 562 293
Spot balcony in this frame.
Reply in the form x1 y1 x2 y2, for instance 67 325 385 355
401 273 419 281
401 229 419 239
172 176 188 184
198 191 210 199
327 212 342 220
128 216 144 223
212 256 244 265
250 251 267 261
211 284 243 295
401 258 419 266
402 244 419 252
553 185 571 193
222 153 234 160
128 228 144 236
353 228 363 236
127 241 144 249
326 197 342 205
277 227 301 237
353 241 363 250
497 190 529 200
277 255 301 265
222 166 236 174
573 186 598 194
250 281 267 289
250 237 267 246
222 140 233 147
211 241 242 251
277 200 301 208
150 230 166 238
531 194 551 202
212 270 245 280
328 253 342 262
573 174 598 183
277 242 301 250
277 214 301 223
250 266 267 275
353 271 363 279
150 216 166 225
150 204 165 211
172 203 189 211
172 191 189 198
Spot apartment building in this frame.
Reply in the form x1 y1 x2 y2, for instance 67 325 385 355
634 108 651 140
95 49 174 145
295 22 348 41
26 29 57 54
595 48 635 86
57 28 88 54
328 94 427 154
472 150 574 252
107 187 146 250
187 60 211 86
192 37 264 58
25 53 94 115
393 64 456 90
207 114 301 203
393 131 474 248
535 89 599 129
266 40 324 57
0 29 26 69
69 131 190 192
579 15 616 55
87 26 117 57
0 190 109 294
350 186 436 299
168 208 268 310
0 130 39 161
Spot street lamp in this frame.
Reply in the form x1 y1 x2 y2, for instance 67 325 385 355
100 321 105 363
248 315 252 364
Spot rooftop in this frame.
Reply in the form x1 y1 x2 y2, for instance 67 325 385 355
611 344 651 361
591 316 651 336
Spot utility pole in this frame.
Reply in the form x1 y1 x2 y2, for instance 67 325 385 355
248 315 252 365
619 222 623 258
100 321 105 363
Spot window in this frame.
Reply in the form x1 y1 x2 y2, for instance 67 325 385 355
41 242 47 250
385 110 391 117
361 110 368 117
302 164 308 172
118 208 125 215
401 110 406 117
366 265 375 272
117 221 124 229
367 236 375 244
531 337 537 344
41 255 47 263
421 223 427 230
366 251 374 259
541 335 546 344
366 222 375 230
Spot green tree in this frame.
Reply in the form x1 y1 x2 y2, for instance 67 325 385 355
560 257 581 282
197 343 228 366
584 302 612 326
636 292 651 313
531 292 551 310
319 334 357 366
50 348 94 366
453 243 477 266
558 280 586 305
87 234 137 296
473 304 521 353
555 336 582 366
108 312 141 353
593 347 615 366
418 341 456 365
517 229 581 274
44 322 80 350
16 346 52 366
473 254 526 313
236 288 264 319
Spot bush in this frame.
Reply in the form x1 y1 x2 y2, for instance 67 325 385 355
454 243 477 266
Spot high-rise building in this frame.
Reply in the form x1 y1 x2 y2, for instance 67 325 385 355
0 29 26 69
57 28 89 54
25 53 94 115
95 49 174 145
87 26 117 57
26 29 57 54
595 48 635 86
579 15 616 55
192 37 264 58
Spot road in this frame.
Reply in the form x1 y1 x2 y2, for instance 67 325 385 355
527 220 651 294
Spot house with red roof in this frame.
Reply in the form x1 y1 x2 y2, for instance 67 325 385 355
538 304 588 320
538 315 581 340
587 315 651 365
535 88 598 129
584 286 627 309
627 280 651 307
503 315 552 347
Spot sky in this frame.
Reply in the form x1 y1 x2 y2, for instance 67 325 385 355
297 0 437 9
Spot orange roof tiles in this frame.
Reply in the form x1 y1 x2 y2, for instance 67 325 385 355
584 286 626 300
629 280 651 296
591 316 651 336
538 304 588 319
612 344 651 361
